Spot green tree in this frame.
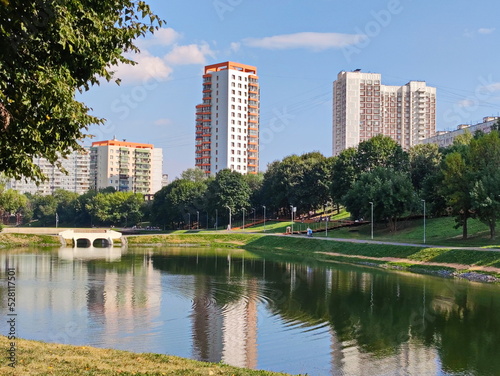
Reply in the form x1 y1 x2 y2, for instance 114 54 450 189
331 136 409 207
0 188 28 224
331 147 357 205
151 179 207 229
86 191 144 226
260 152 331 217
469 131 500 239
408 143 442 192
440 151 475 239
32 194 57 226
343 167 416 231
355 134 409 173
0 0 163 180
180 168 207 182
53 189 79 225
204 169 251 223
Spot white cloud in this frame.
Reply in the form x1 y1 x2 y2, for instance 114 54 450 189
457 99 475 108
483 82 500 92
243 32 366 51
230 42 241 53
164 43 216 65
154 118 173 126
478 27 495 34
139 27 182 48
114 52 173 84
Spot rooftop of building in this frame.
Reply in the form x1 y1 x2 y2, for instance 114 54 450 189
91 138 154 149
205 61 257 75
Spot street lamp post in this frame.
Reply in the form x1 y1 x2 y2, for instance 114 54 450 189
188 213 191 230
225 205 231 230
196 211 199 230
262 205 266 232
215 209 218 231
369 202 374 240
290 204 294 234
242 208 246 230
422 199 426 244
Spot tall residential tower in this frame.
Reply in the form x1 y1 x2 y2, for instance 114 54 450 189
195 62 260 175
333 70 436 155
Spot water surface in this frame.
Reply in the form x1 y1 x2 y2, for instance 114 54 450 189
1 246 499 376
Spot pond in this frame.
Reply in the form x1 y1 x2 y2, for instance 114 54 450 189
1 246 499 376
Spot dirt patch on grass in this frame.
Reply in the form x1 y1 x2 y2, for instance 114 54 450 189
317 251 500 276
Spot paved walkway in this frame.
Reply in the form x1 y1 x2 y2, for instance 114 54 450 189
266 233 500 252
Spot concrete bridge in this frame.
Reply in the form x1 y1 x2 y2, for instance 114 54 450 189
59 229 122 248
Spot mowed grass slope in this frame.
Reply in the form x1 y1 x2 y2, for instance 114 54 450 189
0 337 293 376
127 231 500 272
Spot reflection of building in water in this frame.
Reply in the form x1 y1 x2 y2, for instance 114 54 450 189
87 253 162 348
332 340 439 376
0 253 89 320
0 251 162 347
191 263 258 369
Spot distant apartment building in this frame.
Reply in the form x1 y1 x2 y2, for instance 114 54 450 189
89 139 163 194
420 116 499 148
333 70 436 155
7 149 90 195
195 61 260 176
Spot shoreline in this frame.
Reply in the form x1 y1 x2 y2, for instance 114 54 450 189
0 336 291 376
2 230 500 283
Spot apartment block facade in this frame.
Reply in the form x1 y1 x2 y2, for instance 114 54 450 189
6 150 90 195
333 70 436 155
195 61 260 175
90 139 163 194
419 116 499 148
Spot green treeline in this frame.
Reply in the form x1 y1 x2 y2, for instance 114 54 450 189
2 123 500 236
151 126 500 238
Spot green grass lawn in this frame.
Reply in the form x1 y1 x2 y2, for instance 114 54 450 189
326 216 500 248
0 336 292 376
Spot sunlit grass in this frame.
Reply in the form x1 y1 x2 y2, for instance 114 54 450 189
0 336 292 376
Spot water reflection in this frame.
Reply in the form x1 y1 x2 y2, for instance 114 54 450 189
58 246 123 261
0 247 499 376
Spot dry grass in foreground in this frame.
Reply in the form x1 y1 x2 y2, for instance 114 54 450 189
0 337 293 376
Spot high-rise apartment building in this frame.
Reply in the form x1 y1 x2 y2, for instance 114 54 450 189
195 62 260 175
7 149 90 195
90 139 163 194
333 70 436 155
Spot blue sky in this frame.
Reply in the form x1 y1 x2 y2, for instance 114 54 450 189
80 0 500 179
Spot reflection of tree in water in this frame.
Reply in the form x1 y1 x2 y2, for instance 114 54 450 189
262 262 500 375
149 250 500 374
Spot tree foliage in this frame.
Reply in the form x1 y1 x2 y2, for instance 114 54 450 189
150 178 207 228
86 191 144 226
331 136 409 207
343 167 416 231
469 131 500 239
0 0 163 180
205 169 251 219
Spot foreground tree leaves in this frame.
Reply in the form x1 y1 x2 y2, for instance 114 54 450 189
0 0 163 180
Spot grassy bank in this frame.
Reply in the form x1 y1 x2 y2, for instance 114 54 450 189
0 233 60 248
0 336 291 376
128 233 500 281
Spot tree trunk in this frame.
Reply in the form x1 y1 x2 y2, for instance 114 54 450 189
490 221 495 240
462 217 468 240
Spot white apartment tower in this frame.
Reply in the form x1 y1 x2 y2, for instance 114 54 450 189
195 62 260 175
7 150 90 195
90 139 163 194
333 70 436 155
